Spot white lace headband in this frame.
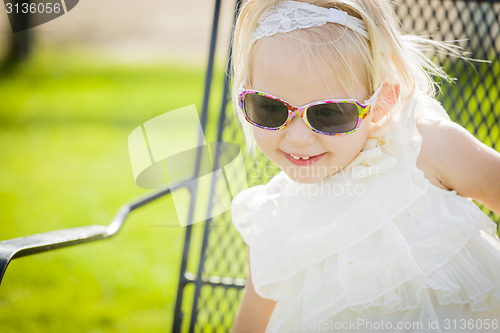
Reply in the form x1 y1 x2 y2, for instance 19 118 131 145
252 1 369 43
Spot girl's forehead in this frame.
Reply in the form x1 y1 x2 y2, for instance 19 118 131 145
249 35 369 104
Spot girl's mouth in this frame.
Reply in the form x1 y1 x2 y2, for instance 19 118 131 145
283 152 325 166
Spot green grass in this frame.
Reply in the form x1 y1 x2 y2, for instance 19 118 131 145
0 49 225 332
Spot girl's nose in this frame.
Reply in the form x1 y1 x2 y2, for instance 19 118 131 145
284 116 316 145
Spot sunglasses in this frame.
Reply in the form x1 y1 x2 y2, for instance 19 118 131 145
238 85 382 136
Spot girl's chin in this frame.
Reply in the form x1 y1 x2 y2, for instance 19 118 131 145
287 175 323 184
283 168 333 184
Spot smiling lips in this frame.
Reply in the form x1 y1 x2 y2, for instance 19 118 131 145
284 152 325 166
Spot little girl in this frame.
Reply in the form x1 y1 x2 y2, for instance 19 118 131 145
229 0 500 332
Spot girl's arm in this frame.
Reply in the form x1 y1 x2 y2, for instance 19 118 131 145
417 119 500 215
232 248 277 333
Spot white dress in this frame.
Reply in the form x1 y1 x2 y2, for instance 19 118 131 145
231 95 500 332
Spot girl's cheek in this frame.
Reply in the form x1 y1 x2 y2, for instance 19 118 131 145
252 129 268 152
253 127 277 144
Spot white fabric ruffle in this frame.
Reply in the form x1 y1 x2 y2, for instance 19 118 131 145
231 95 500 332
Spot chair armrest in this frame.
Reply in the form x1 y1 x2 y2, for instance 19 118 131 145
0 225 108 283
0 182 187 286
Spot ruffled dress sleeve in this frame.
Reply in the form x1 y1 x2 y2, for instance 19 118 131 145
231 185 264 245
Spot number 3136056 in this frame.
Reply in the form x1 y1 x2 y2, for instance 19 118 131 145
5 2 62 14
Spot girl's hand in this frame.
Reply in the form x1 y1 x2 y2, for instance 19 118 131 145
417 119 500 215
232 247 277 333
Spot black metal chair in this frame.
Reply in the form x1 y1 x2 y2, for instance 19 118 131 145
1 1 499 332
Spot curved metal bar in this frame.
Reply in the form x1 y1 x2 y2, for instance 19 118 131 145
0 182 188 287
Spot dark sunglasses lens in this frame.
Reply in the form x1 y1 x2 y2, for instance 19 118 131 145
308 103 358 134
243 93 288 128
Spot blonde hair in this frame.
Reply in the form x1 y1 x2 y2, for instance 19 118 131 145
231 0 451 152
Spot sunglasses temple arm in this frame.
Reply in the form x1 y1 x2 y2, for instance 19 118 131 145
365 84 384 104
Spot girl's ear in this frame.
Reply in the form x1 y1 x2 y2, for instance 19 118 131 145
371 83 400 122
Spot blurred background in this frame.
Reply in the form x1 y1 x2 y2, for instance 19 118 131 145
0 0 237 332
0 0 235 63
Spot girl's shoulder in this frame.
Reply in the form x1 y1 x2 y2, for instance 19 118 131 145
412 96 500 214
231 184 264 245
405 94 450 122
405 95 455 190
